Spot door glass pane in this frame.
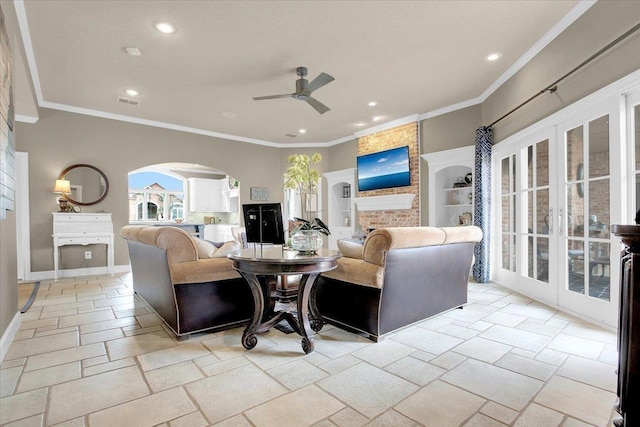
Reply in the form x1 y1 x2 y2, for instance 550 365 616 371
589 179 609 239
567 184 585 237
537 237 549 283
589 242 610 301
512 195 516 232
567 125 584 182
511 155 516 193
537 139 549 187
502 235 510 270
568 240 585 295
502 157 510 194
511 235 516 273
502 196 510 232
527 191 533 232
537 189 549 235
527 236 534 279
589 115 609 178
527 146 533 188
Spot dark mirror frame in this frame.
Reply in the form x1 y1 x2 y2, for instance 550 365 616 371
60 164 109 206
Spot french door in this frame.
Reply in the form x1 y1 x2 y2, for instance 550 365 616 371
494 95 627 328
556 98 622 327
494 131 558 306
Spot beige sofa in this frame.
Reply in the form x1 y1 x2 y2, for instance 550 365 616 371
121 225 252 339
314 226 483 341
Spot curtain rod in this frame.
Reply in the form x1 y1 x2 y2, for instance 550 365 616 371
487 22 640 129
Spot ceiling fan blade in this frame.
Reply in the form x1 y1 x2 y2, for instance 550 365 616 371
252 94 293 100
305 96 330 114
301 72 334 96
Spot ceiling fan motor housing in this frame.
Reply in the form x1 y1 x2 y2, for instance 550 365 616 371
295 78 309 98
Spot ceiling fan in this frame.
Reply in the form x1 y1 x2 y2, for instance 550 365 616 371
253 66 335 114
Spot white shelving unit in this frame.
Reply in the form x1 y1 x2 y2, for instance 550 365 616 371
323 168 356 250
422 146 474 227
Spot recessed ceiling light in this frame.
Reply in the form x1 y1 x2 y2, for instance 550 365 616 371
354 122 367 127
124 47 142 56
125 89 139 96
154 22 176 34
485 52 502 62
222 112 236 118
368 101 377 107
298 129 307 134
372 116 382 122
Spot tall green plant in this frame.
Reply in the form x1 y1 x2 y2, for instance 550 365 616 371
283 153 322 195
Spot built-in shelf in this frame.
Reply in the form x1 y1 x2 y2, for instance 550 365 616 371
422 146 474 227
354 194 415 211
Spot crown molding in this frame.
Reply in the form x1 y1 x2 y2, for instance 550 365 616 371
478 0 596 103
15 114 38 123
353 114 419 138
14 0 594 148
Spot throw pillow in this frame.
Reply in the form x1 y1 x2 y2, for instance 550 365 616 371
337 239 364 259
211 240 241 258
193 238 217 258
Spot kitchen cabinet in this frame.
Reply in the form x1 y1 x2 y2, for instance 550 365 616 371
189 178 239 213
222 188 239 213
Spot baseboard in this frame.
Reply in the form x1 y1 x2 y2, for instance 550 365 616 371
0 311 22 364
27 264 131 281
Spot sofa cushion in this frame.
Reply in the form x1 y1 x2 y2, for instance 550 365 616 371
169 258 241 284
193 238 217 258
337 239 364 259
363 227 448 266
211 241 240 258
321 257 384 289
441 226 483 244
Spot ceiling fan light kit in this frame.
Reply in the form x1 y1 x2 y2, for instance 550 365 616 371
253 66 334 114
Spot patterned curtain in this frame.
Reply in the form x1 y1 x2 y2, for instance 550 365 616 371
473 126 492 283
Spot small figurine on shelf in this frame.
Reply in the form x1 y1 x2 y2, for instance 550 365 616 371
453 176 467 188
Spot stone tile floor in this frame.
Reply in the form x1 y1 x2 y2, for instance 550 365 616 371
0 273 619 426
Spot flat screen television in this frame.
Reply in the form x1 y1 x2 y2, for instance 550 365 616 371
242 203 285 245
357 146 411 191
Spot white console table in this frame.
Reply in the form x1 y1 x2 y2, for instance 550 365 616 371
52 213 114 280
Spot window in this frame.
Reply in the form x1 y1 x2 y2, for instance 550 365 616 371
129 171 185 222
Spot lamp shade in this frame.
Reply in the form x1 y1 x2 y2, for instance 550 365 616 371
53 179 71 194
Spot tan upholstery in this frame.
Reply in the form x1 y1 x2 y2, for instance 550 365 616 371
323 226 482 289
120 225 252 338
322 257 384 288
121 225 241 284
363 227 447 266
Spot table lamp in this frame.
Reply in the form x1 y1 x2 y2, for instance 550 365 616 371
53 178 71 212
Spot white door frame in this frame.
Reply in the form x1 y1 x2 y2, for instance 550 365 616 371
15 151 31 281
491 69 640 328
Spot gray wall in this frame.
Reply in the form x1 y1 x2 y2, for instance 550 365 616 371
16 108 286 272
419 105 482 225
3 1 639 341
0 2 18 350
483 1 640 143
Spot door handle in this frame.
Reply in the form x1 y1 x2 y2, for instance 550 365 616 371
548 208 553 234
558 208 563 235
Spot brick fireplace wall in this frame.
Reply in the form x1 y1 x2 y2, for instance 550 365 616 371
357 122 420 229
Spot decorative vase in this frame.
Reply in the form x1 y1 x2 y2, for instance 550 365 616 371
291 230 323 254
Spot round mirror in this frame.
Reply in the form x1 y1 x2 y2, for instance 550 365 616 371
60 164 109 206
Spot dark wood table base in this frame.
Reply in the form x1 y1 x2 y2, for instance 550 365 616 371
230 248 338 354
239 272 324 354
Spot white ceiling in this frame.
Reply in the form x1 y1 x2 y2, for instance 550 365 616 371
12 0 588 146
